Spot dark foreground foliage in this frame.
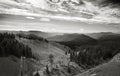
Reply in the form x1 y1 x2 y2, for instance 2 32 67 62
68 40 120 69
0 33 33 58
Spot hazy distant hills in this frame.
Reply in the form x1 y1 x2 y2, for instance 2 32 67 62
2 30 120 48
48 33 97 48
86 32 120 40
0 30 63 38
48 32 120 42
48 32 120 47
86 32 114 39
48 34 90 42
28 31 63 38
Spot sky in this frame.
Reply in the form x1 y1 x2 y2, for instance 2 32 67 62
0 0 120 33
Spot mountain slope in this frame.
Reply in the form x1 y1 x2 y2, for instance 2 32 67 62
86 32 120 41
48 34 97 48
0 32 76 76
86 32 114 39
17 35 83 76
0 57 19 76
18 38 66 61
75 53 120 76
0 30 62 38
28 31 63 38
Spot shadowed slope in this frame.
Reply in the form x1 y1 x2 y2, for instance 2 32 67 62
0 57 19 76
75 53 120 76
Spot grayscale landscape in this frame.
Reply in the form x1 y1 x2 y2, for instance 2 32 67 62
0 0 120 76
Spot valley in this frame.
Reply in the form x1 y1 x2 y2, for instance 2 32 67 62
0 31 120 76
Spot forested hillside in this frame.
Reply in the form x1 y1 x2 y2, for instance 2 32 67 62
49 33 120 69
1 32 120 76
0 32 83 76
0 33 33 58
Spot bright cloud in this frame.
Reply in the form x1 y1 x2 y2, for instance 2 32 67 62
40 18 51 22
0 0 120 24
26 16 35 19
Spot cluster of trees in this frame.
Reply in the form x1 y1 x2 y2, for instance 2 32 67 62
0 33 33 58
68 40 120 69
17 34 48 42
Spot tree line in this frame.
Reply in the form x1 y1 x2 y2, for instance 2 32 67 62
17 33 48 42
0 33 33 58
67 40 120 69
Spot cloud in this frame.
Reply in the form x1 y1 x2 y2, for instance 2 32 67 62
80 28 84 32
40 18 51 22
26 16 35 19
102 0 120 5
25 0 50 9
0 24 27 31
0 0 120 24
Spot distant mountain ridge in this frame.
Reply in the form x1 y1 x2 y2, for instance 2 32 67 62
48 32 120 48
28 31 63 38
86 32 120 41
48 33 97 48
0 30 63 38
1 31 120 76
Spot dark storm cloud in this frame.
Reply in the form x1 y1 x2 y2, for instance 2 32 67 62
86 0 120 7
105 0 120 5
0 0 120 33
98 0 120 7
